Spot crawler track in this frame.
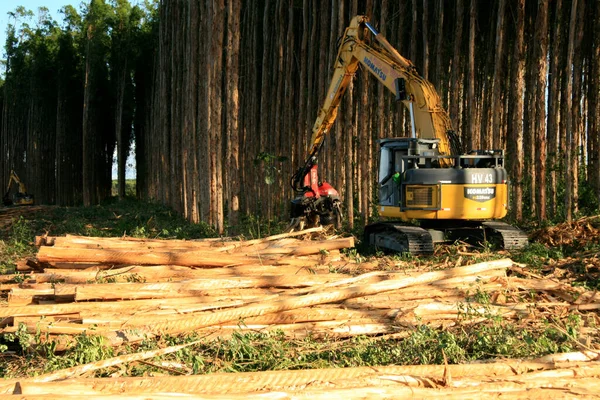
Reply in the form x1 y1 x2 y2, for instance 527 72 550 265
366 220 528 255
365 222 434 254
483 221 529 250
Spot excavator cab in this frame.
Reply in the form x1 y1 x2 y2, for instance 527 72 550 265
378 138 442 209
3 171 34 206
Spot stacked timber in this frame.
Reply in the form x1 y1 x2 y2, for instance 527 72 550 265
2 232 600 397
0 231 599 351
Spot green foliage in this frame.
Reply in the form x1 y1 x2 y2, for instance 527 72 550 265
237 213 287 239
577 179 600 217
2 323 33 354
0 307 586 378
511 242 564 269
70 334 114 365
254 152 288 185
0 198 216 274
111 180 136 197
0 217 36 274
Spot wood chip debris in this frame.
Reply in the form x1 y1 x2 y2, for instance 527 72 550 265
531 214 600 247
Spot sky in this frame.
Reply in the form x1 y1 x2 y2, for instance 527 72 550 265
0 1 81 61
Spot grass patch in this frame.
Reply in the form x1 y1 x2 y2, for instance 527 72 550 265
0 312 586 378
0 197 216 274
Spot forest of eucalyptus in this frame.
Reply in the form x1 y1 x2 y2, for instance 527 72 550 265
0 0 599 234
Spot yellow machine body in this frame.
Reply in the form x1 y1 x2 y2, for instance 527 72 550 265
379 183 508 220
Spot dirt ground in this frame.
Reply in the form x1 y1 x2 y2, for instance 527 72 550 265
0 206 51 233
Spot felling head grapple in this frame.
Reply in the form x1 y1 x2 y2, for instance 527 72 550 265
289 143 342 231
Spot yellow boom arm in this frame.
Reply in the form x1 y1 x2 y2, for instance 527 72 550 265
7 170 27 194
308 15 455 160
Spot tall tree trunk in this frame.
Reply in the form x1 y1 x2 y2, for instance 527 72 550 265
411 0 418 64
533 0 549 222
82 24 98 207
334 0 344 202
523 7 537 216
198 0 210 222
296 0 308 175
507 0 525 222
433 0 444 92
547 0 564 216
212 0 225 233
422 0 429 80
115 63 128 199
564 0 579 222
466 0 477 151
450 0 464 139
571 0 586 218
226 0 241 230
490 0 506 151
590 0 600 205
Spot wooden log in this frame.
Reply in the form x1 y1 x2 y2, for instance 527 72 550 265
41 235 230 248
22 269 100 284
116 307 393 328
92 264 331 282
24 264 331 284
53 285 76 302
36 247 263 267
288 237 354 256
36 237 354 267
37 227 325 250
49 262 110 270
98 259 513 345
15 261 35 272
532 351 599 363
0 359 570 396
72 274 343 301
4 385 600 399
196 321 399 339
7 288 55 306
2 321 92 335
0 296 262 319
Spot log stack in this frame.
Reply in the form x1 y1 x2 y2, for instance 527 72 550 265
0 232 598 349
1 231 600 396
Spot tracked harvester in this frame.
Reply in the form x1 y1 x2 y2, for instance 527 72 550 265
289 16 527 254
3 170 34 207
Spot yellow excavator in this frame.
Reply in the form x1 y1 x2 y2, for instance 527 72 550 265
3 170 34 206
290 15 527 254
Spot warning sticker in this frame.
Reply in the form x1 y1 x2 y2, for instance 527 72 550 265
464 187 496 202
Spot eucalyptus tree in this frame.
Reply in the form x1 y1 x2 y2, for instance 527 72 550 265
81 0 114 206
55 5 84 205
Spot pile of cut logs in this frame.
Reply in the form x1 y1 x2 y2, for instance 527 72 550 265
1 229 599 348
1 230 599 397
